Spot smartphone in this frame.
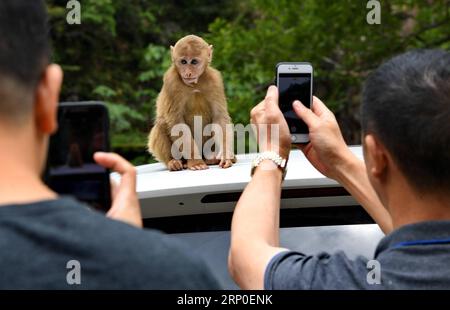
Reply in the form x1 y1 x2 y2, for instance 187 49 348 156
276 62 313 143
45 102 111 212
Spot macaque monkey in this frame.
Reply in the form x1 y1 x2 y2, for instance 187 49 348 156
148 35 235 171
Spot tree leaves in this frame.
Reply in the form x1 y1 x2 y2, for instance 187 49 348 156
47 0 449 163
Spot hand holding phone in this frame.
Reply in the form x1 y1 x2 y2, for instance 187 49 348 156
276 62 313 144
45 102 142 226
250 85 292 160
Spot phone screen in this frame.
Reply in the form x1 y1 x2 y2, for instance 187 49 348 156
46 103 111 212
278 73 312 135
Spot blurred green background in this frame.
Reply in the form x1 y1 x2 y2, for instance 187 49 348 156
47 0 450 165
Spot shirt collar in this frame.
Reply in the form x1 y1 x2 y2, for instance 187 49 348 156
375 220 450 256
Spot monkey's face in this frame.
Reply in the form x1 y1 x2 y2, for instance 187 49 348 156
174 52 208 86
171 36 212 86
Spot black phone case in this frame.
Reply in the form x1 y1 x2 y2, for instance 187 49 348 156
44 101 112 212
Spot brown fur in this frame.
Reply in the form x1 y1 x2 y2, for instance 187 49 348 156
148 35 235 171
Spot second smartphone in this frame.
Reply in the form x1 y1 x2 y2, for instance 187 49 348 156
276 62 313 143
45 102 111 212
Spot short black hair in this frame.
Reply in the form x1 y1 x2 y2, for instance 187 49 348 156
362 49 450 194
0 0 50 121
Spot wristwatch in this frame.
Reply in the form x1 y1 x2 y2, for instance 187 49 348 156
250 151 288 181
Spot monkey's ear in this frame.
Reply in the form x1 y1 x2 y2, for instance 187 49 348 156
208 44 213 63
170 45 174 61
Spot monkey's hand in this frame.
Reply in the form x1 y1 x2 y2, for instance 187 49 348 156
185 159 209 170
168 159 183 171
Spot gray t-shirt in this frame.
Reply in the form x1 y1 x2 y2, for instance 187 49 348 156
265 221 450 289
0 197 221 289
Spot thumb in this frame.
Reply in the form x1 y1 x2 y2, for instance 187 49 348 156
293 100 319 128
110 176 119 199
311 96 331 117
94 152 136 190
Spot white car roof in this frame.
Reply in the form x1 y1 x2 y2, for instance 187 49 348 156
114 146 364 220
131 146 363 199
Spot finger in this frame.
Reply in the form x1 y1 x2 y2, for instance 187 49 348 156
298 142 313 157
251 104 264 125
264 85 279 110
196 164 208 170
110 177 119 198
94 152 136 188
94 152 134 175
168 161 175 171
169 165 180 171
311 96 331 117
250 101 264 119
223 160 232 168
171 164 182 171
174 161 182 170
292 100 320 128
296 142 311 153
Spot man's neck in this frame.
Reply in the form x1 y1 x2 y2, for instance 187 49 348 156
0 130 56 206
388 182 450 229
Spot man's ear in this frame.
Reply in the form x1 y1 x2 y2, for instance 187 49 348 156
364 134 388 181
208 44 213 63
34 64 63 134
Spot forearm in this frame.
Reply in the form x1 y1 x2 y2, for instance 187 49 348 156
335 151 393 234
229 160 287 289
233 161 282 245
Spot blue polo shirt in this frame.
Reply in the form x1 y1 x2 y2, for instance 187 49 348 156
265 221 450 289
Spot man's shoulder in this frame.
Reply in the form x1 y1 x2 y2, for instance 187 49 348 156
57 198 220 289
265 250 370 290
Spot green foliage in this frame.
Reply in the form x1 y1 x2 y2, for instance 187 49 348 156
47 0 450 162
206 0 449 142
139 44 171 83
82 0 116 36
92 85 145 133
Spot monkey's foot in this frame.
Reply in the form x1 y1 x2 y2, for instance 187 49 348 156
219 159 234 169
167 159 183 171
185 159 209 170
204 158 220 165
